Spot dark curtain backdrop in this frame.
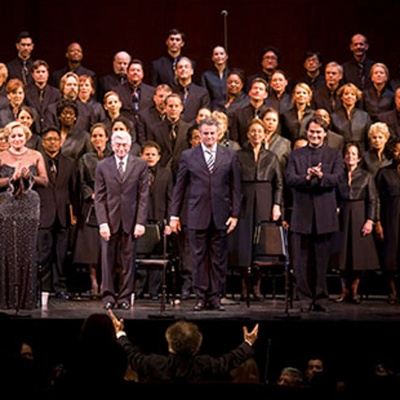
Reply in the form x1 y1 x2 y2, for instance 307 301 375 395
2 0 400 85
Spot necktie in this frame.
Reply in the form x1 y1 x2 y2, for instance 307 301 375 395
170 124 177 147
206 149 215 173
172 57 178 72
148 167 155 187
132 88 139 112
49 159 57 183
118 160 124 178
22 61 28 85
39 89 44 104
358 63 365 88
183 86 189 106
329 91 336 111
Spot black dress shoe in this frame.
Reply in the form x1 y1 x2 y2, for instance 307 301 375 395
119 302 130 310
194 300 205 311
104 302 115 310
312 304 330 313
181 292 191 301
55 292 70 301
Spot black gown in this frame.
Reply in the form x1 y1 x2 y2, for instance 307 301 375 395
0 165 40 309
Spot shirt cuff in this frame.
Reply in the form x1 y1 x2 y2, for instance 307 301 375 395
116 331 127 339
170 216 179 221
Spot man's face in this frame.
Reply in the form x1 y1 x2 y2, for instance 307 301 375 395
166 34 184 54
16 38 34 60
325 66 343 88
307 121 327 147
249 82 268 102
141 146 160 167
199 124 218 149
261 51 278 73
165 97 183 121
350 34 368 58
153 88 171 111
112 135 131 158
113 52 131 75
127 63 144 85
63 76 79 99
41 131 61 155
304 54 321 73
175 59 193 80
66 43 83 63
32 65 49 85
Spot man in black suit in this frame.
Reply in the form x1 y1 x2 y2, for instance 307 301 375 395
6 31 35 86
170 118 242 311
285 116 343 313
25 60 60 131
135 83 172 145
150 28 198 88
229 77 270 146
97 50 132 102
134 141 173 300
94 130 149 310
36 127 78 300
116 59 155 122
342 33 375 90
173 57 210 125
51 42 96 89
147 93 191 177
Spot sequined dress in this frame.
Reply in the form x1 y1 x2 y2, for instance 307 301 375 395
0 164 40 309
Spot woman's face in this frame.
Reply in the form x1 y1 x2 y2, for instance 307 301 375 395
112 121 129 133
17 109 33 127
8 126 26 149
270 72 288 93
247 122 266 146
0 131 9 151
370 130 388 151
90 127 108 150
8 87 25 108
344 145 361 168
341 87 358 107
262 111 279 134
226 74 243 96
293 86 311 105
104 94 122 114
371 66 388 85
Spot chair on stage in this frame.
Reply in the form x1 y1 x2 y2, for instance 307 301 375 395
242 220 293 314
135 223 176 310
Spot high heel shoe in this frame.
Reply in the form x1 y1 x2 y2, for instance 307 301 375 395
334 291 348 303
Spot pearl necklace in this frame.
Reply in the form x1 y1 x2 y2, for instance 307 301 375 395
8 147 28 156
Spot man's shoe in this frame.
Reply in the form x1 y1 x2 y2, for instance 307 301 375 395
312 303 330 313
119 301 130 310
194 300 205 311
104 301 115 310
181 291 191 301
55 292 70 301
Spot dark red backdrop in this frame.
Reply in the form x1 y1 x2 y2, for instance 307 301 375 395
2 0 400 84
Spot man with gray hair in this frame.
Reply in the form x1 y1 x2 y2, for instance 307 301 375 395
95 130 149 310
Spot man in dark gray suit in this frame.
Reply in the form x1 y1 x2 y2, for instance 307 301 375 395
95 130 149 310
285 116 343 313
170 118 242 311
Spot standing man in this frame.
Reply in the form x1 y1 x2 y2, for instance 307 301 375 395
170 118 242 311
36 126 78 300
6 31 35 86
95 130 149 310
285 116 343 313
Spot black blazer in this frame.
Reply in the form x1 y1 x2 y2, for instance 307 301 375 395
36 153 77 229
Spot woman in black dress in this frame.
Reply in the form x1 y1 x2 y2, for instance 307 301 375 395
375 139 400 304
228 118 283 300
334 141 379 304
73 122 112 297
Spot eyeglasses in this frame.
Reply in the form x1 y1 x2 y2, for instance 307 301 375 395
43 137 61 142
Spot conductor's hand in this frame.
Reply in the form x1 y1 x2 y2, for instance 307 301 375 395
108 309 124 334
170 219 181 233
134 223 145 238
243 323 259 346
99 223 111 241
226 217 238 233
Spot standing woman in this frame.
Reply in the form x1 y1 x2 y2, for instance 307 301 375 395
0 121 48 309
375 139 400 304
331 83 371 150
78 75 106 124
73 123 112 297
334 142 379 304
229 118 283 300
